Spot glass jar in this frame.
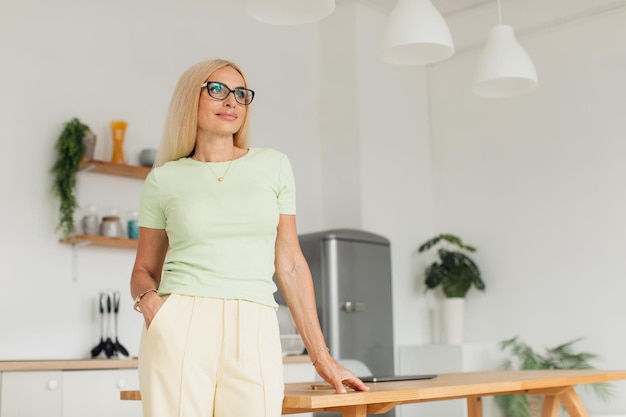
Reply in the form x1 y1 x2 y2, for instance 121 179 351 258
100 215 123 238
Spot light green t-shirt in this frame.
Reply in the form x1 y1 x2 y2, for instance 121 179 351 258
138 147 296 308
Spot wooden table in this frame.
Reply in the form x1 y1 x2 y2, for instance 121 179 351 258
121 369 626 417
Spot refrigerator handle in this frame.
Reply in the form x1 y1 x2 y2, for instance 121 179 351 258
342 301 365 313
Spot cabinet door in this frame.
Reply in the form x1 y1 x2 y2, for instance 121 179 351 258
62 369 141 417
1 371 63 417
332 239 394 377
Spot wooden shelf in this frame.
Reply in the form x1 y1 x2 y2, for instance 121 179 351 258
61 235 138 249
79 158 151 180
60 160 148 252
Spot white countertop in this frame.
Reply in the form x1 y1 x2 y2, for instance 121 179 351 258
0 358 139 371
0 355 309 372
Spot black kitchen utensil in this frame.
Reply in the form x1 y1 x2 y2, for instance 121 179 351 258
90 293 106 358
103 291 115 358
113 291 129 357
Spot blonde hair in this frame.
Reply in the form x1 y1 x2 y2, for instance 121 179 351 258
154 59 251 167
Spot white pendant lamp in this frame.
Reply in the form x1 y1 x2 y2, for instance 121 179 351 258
473 0 538 98
380 0 454 66
246 0 335 25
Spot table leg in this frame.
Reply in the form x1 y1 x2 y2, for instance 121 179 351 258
467 396 483 417
338 404 368 417
558 388 590 417
542 395 561 417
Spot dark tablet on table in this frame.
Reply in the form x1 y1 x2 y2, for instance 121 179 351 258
359 374 437 383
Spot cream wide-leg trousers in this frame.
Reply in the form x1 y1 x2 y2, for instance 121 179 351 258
138 294 284 417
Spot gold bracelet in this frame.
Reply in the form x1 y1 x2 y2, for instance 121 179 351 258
311 346 330 366
133 288 158 313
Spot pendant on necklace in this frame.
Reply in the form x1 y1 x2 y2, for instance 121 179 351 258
199 148 236 182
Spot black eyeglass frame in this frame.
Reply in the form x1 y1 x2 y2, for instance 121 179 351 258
200 81 255 105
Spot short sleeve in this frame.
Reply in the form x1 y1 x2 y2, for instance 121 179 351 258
138 169 166 229
277 154 296 215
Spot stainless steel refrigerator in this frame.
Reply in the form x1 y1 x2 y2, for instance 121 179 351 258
275 229 395 416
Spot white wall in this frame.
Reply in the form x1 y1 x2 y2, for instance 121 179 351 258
428 2 626 413
352 5 438 347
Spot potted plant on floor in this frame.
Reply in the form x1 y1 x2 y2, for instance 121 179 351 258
496 336 613 417
418 233 485 343
51 117 93 240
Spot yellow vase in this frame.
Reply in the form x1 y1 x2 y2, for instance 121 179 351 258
110 120 128 164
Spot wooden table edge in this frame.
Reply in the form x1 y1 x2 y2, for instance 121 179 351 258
120 369 626 417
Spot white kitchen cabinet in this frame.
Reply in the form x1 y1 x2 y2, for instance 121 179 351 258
0 368 140 417
62 369 140 417
0 359 313 417
0 371 63 417
283 362 315 417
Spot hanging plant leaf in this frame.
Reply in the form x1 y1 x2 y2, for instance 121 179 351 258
51 118 91 240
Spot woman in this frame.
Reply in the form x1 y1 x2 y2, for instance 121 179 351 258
130 59 368 417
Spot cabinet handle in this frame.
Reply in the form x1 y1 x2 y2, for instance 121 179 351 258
47 379 59 390
116 379 127 389
342 301 365 312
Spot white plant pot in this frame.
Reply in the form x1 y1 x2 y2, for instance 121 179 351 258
440 298 464 344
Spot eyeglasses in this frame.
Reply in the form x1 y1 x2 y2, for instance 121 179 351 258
200 81 255 105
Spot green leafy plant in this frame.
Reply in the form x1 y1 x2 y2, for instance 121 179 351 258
418 233 485 298
496 336 613 417
51 118 92 240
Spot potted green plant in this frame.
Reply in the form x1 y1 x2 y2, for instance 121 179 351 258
496 336 613 417
418 234 485 344
418 233 485 297
51 118 93 240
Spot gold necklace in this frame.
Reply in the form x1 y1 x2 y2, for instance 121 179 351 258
203 147 236 182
